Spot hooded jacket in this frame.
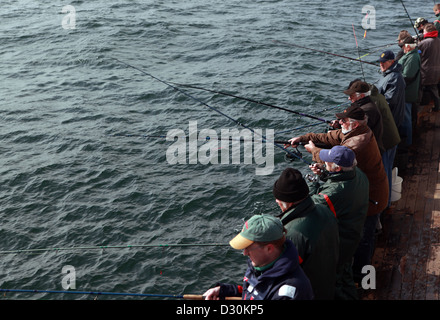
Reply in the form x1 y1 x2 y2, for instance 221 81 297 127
418 31 440 85
218 239 314 300
376 61 406 128
278 196 339 300
298 124 389 216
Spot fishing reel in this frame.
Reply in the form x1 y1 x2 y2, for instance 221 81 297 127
304 170 330 182
284 147 303 162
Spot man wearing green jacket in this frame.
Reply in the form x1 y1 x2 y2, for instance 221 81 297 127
398 36 421 147
308 146 370 299
273 168 339 300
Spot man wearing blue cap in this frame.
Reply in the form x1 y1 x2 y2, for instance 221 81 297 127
377 50 406 131
203 214 314 300
308 146 370 299
377 49 408 173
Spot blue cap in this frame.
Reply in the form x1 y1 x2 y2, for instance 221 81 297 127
378 50 395 62
319 146 355 167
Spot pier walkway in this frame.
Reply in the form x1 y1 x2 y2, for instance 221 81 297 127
364 107 440 300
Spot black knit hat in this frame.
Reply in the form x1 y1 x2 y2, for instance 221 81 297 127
273 168 309 202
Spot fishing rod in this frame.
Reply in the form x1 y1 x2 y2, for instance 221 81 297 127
399 0 420 37
0 288 241 300
272 40 379 66
0 243 231 255
352 24 366 82
111 57 312 165
168 82 332 124
110 133 292 145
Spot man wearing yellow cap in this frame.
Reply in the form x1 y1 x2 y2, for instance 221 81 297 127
203 214 314 300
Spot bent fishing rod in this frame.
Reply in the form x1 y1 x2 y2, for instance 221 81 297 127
0 288 241 300
167 82 334 124
111 57 312 165
400 0 420 37
272 40 379 66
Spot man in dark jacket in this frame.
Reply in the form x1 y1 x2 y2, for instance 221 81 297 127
272 168 339 300
419 23 440 111
343 80 384 153
377 50 406 130
377 50 408 171
308 146 369 299
203 214 314 300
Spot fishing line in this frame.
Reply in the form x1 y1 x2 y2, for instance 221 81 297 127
352 24 366 82
168 82 332 124
111 57 311 165
359 42 396 51
272 40 379 66
0 243 231 255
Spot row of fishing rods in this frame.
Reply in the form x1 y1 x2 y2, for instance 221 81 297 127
109 0 425 162
108 33 393 165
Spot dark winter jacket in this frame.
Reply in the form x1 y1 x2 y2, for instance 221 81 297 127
376 61 406 128
278 196 339 300
309 167 369 265
418 32 440 85
218 239 314 300
352 96 384 153
369 85 401 150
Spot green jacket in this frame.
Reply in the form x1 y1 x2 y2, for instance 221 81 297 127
278 196 339 300
398 49 421 103
434 14 440 36
309 168 369 265
369 85 401 150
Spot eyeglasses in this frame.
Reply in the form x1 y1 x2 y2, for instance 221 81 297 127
339 118 349 123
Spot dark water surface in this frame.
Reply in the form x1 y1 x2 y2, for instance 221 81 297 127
0 0 433 299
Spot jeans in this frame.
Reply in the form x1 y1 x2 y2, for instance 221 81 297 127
399 102 413 146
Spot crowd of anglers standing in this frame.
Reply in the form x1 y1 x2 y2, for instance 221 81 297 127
202 4 440 301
